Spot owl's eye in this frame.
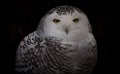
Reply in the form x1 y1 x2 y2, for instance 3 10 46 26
73 18 79 23
53 19 60 24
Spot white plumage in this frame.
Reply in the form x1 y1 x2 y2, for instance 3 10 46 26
15 6 97 74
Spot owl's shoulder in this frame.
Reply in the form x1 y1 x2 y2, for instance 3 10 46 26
17 31 45 52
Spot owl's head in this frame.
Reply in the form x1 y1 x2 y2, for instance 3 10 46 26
37 6 92 42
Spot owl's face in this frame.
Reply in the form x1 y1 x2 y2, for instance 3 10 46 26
38 6 91 42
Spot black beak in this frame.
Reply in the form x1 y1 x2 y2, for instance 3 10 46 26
65 27 69 34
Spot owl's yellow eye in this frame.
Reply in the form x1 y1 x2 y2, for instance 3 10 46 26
53 19 60 24
73 18 79 23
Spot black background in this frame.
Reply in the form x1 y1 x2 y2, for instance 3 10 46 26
3 0 119 74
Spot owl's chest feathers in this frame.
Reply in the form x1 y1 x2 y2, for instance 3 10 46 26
39 36 96 72
41 32 95 55
60 39 93 59
23 33 97 73
44 35 95 60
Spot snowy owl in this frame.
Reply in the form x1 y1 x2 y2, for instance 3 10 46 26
15 6 97 74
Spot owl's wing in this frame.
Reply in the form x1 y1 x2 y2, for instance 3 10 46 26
15 31 43 74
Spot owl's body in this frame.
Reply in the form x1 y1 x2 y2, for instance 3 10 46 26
15 6 97 74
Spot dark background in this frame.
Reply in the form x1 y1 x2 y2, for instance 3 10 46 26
3 0 119 74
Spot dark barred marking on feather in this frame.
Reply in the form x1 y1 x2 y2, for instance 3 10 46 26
48 6 83 15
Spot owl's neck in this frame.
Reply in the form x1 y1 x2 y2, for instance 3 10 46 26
45 31 90 45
